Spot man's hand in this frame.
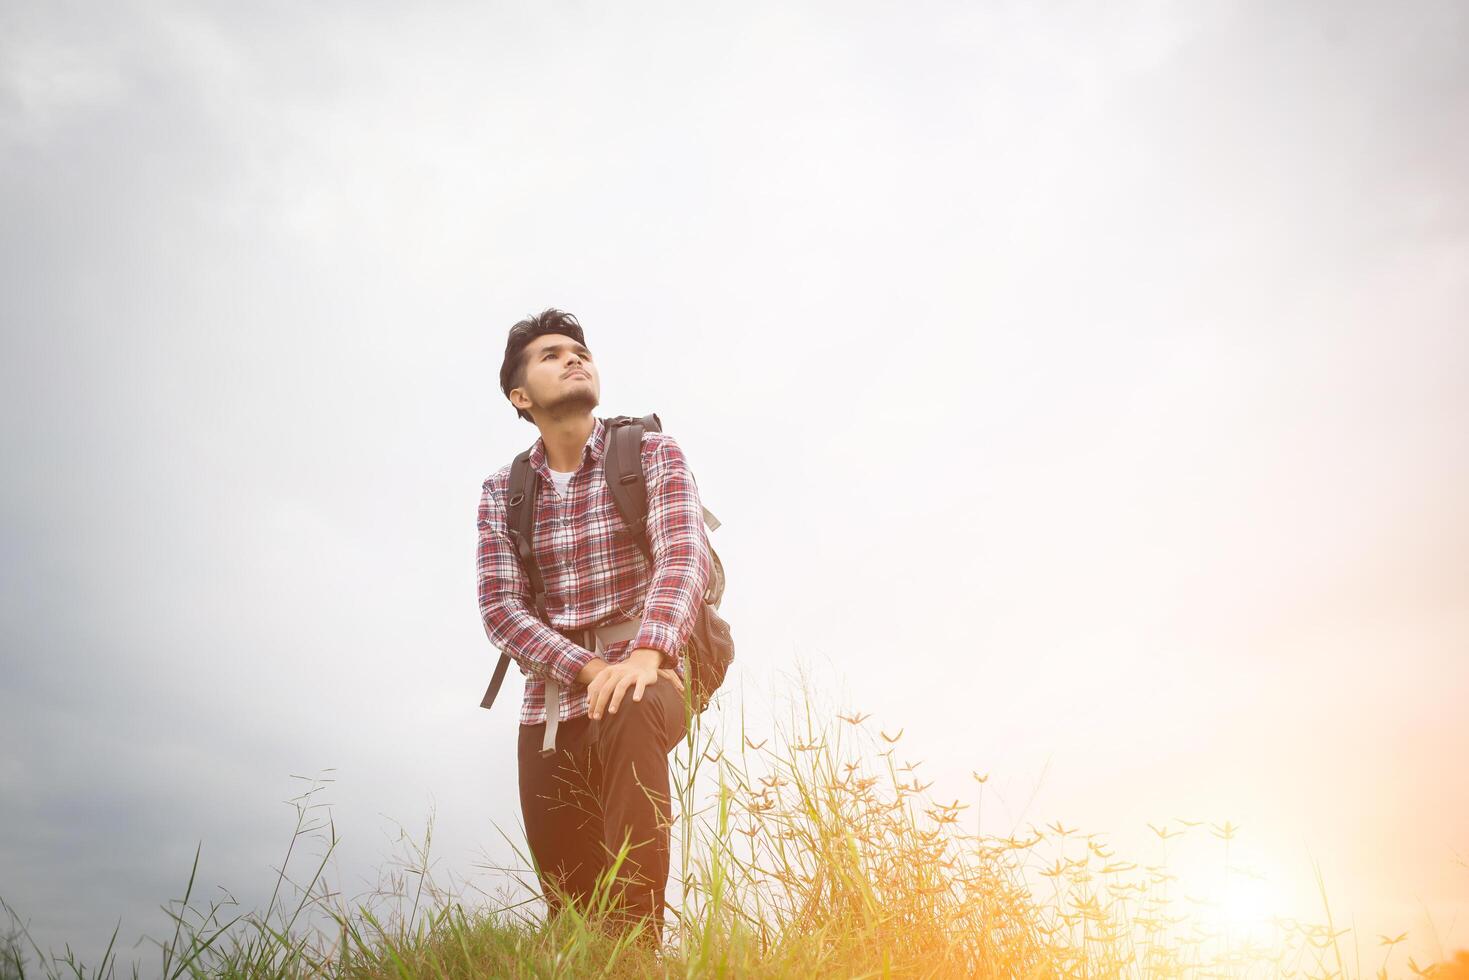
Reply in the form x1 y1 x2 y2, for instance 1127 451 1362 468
585 647 682 720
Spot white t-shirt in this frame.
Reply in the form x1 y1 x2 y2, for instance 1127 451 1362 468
549 467 576 496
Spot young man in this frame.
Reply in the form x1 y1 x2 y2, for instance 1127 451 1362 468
476 309 713 942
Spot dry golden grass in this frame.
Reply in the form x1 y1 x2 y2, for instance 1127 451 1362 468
656 692 1429 979
4 680 1465 978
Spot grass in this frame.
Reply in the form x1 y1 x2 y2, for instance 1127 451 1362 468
3 681 1465 979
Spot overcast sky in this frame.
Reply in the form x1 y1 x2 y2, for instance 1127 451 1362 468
2 0 1466 968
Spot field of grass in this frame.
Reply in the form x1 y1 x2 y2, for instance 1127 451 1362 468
4 685 1465 979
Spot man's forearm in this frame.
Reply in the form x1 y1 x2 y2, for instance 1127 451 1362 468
481 595 597 686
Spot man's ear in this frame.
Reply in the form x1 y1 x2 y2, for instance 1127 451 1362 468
509 386 532 411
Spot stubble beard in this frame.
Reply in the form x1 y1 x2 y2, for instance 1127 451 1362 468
539 383 599 422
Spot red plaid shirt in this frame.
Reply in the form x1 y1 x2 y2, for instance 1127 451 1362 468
477 417 713 726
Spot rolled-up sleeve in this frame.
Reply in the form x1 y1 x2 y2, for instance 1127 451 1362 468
631 435 713 669
476 478 595 687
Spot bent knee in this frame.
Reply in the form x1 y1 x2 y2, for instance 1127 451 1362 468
598 684 684 741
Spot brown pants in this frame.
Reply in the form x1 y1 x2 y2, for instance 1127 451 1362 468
517 678 688 939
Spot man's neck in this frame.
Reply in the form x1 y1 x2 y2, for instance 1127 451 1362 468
537 413 596 472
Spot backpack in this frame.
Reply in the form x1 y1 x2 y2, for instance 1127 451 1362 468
479 414 734 715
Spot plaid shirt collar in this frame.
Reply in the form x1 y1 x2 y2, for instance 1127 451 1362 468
526 416 608 479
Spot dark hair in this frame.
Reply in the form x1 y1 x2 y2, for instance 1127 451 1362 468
499 308 589 423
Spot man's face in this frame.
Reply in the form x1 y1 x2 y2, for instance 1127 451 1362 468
509 333 601 420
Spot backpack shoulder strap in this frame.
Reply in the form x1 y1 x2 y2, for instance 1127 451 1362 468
601 414 728 609
603 415 656 562
482 448 547 711
505 449 548 617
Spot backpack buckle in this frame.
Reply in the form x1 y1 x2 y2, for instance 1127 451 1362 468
618 472 639 485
